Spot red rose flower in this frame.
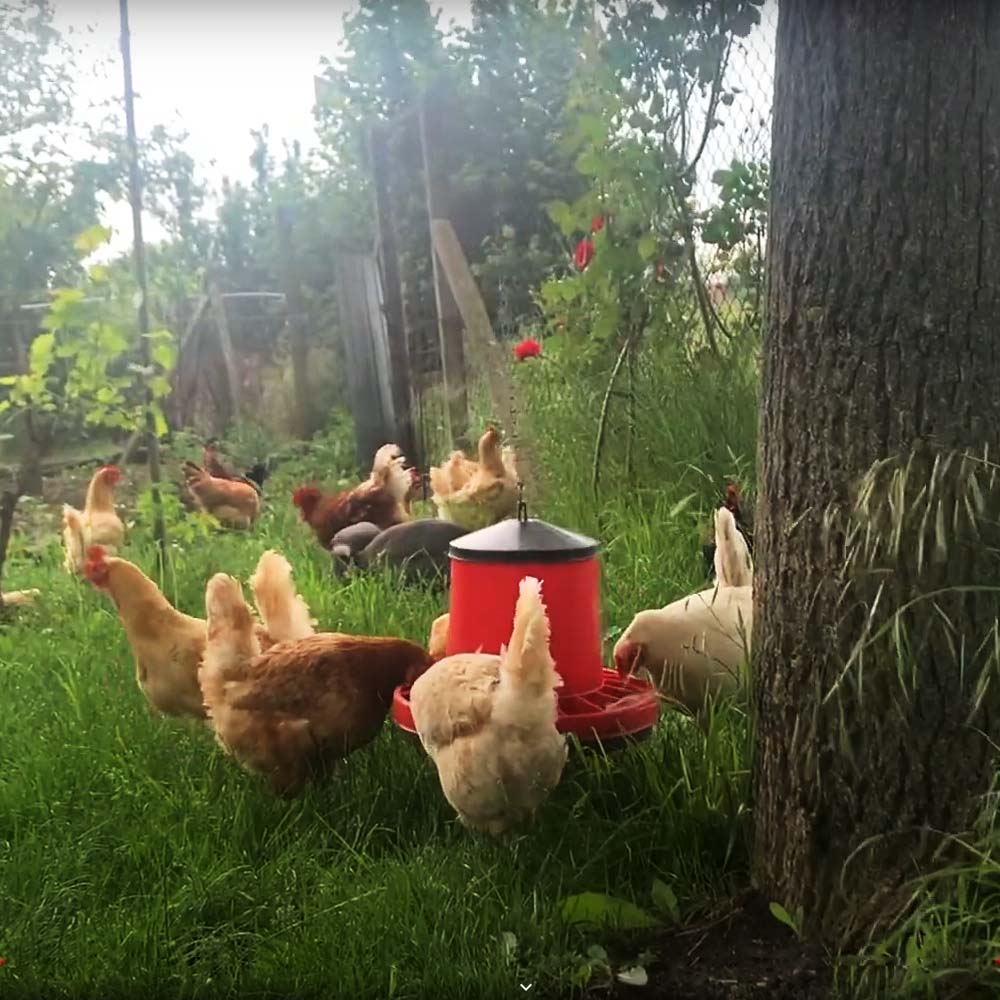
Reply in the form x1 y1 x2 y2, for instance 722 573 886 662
513 338 542 361
574 238 595 270
591 215 605 233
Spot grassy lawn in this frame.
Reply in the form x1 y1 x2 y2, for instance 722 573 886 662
0 391 754 998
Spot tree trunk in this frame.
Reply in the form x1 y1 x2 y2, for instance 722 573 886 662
17 409 50 497
754 0 1000 946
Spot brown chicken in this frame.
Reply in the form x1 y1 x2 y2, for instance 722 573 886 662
82 547 312 721
202 440 239 480
410 576 567 835
63 464 125 573
202 440 268 495
429 426 518 532
199 572 432 797
292 443 411 551
183 460 261 530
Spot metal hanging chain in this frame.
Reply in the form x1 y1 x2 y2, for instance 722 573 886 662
498 273 529 524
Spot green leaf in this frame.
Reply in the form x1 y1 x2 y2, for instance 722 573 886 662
651 878 680 921
616 966 648 987
575 151 602 177
89 264 110 284
559 892 660 930
148 375 173 399
500 931 517 958
545 200 575 238
729 6 761 37
151 339 178 372
150 403 169 439
637 233 657 261
73 224 112 253
576 113 607 146
28 333 56 376
591 304 619 342
768 901 799 935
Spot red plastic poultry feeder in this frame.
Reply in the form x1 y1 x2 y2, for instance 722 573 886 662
392 514 660 747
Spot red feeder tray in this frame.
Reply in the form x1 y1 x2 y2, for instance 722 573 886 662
392 516 659 747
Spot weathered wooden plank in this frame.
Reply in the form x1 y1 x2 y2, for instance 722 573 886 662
334 254 396 473
368 122 417 463
419 87 469 451
430 218 533 491
208 278 242 427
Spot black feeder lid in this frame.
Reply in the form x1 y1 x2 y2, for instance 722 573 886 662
449 517 601 564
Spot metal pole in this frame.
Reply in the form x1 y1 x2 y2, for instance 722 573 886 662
119 0 167 568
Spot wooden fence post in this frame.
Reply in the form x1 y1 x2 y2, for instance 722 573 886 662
430 218 534 492
207 276 242 429
418 86 469 452
368 123 418 462
276 205 316 439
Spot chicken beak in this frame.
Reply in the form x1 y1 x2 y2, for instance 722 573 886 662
613 639 642 677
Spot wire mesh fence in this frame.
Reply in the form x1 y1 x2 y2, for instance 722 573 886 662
366 3 778 469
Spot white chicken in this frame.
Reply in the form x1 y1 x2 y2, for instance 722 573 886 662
410 576 567 835
613 506 752 720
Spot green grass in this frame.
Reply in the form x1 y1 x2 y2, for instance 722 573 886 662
0 361 757 1000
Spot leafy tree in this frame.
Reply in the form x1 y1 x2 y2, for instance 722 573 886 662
0 226 177 493
455 0 593 324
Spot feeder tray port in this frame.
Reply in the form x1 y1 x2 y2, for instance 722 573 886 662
392 516 660 747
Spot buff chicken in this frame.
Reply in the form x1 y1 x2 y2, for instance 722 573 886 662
429 426 518 532
410 576 567 835
292 443 412 551
614 506 752 721
63 464 125 574
199 574 432 797
428 611 450 661
83 547 313 721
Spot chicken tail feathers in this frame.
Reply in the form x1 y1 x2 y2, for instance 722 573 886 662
370 444 411 505
477 426 506 477
200 574 261 714
713 507 753 588
371 443 402 477
494 576 561 725
62 504 86 574
249 549 316 643
183 460 206 485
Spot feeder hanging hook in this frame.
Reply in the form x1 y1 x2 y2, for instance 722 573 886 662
517 480 529 524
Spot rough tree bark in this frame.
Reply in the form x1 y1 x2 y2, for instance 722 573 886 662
754 0 1000 945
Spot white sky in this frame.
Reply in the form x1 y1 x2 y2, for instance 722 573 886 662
49 0 776 254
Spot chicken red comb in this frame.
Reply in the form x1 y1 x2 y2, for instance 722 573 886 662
99 464 122 482
292 485 321 508
82 545 111 586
